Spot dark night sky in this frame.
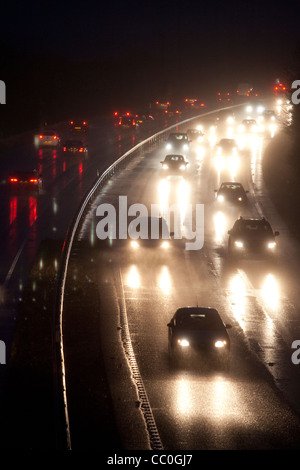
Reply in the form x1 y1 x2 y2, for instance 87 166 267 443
1 0 300 131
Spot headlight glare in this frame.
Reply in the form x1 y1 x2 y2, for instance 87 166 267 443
178 338 190 347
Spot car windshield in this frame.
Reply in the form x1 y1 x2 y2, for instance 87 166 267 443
219 139 236 147
169 134 188 141
175 309 224 330
165 155 184 162
42 131 56 136
66 141 82 146
221 183 243 191
237 220 272 234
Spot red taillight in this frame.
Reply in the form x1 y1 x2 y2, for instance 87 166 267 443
83 121 86 125
70 121 74 125
63 147 67 151
79 148 83 152
53 135 57 139
30 178 38 183
10 178 18 182
39 135 43 139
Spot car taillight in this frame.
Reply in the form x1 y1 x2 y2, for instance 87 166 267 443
63 147 67 151
10 178 18 182
79 148 83 152
83 121 86 125
53 135 57 139
39 135 43 139
30 178 38 183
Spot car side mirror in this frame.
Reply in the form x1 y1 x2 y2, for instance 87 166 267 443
214 189 217 192
170 232 174 238
274 231 279 237
225 323 232 329
167 321 174 328
245 190 249 193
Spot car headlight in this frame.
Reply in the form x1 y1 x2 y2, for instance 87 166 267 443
131 240 139 249
234 240 243 248
166 143 172 150
161 241 169 249
217 195 224 202
238 125 245 132
257 106 265 114
246 105 253 113
268 242 276 249
183 144 189 151
162 164 169 169
179 164 186 170
215 340 227 348
178 338 190 347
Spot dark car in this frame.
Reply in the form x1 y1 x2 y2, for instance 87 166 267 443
69 120 88 134
129 216 173 250
8 170 42 193
227 216 279 259
216 138 238 154
186 128 204 142
117 114 136 129
167 307 231 368
63 140 88 155
165 133 190 154
160 154 189 175
215 182 248 204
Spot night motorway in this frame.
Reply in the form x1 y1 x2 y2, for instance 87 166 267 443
1 0 300 461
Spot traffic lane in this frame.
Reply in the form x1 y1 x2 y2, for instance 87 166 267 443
118 253 300 449
0 116 150 285
86 134 300 448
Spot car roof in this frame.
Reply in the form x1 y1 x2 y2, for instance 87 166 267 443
173 307 225 329
168 133 188 139
218 138 236 145
220 182 243 189
40 130 57 135
165 154 185 160
65 140 83 145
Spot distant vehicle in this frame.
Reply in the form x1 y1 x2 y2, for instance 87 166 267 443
196 119 216 133
63 140 88 155
215 182 248 204
164 107 182 118
117 114 136 129
129 216 173 250
216 138 238 154
236 83 253 96
69 120 88 135
160 154 189 175
227 216 279 259
8 170 42 193
238 119 259 133
186 128 204 142
167 306 231 368
217 91 231 103
184 98 206 110
165 133 190 154
37 130 60 147
135 112 154 125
